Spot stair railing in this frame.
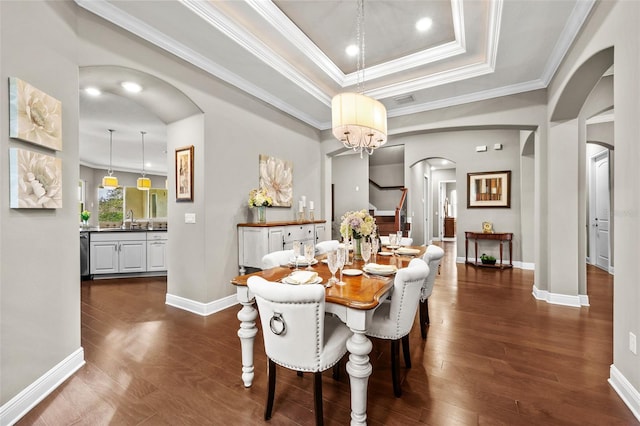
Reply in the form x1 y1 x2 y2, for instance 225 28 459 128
395 188 408 233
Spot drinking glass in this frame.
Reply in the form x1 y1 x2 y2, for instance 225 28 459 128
326 250 339 287
336 244 347 285
371 236 379 263
397 231 404 246
304 241 315 270
389 233 398 247
361 241 372 265
292 240 301 270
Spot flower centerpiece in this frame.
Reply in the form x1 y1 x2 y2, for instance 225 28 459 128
248 187 273 223
80 210 91 228
340 209 377 259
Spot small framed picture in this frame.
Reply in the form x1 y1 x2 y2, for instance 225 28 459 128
175 146 194 202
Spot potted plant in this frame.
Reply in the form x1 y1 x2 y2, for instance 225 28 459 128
480 253 496 265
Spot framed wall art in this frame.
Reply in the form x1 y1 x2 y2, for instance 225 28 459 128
9 77 62 151
467 170 511 208
259 154 293 207
175 146 194 202
9 148 62 208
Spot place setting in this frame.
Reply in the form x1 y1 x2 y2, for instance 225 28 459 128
279 270 323 285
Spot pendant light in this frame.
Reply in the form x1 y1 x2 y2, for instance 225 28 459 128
136 131 151 190
331 0 387 158
101 129 119 189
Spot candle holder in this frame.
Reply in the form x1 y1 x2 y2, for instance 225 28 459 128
298 210 306 222
308 209 315 221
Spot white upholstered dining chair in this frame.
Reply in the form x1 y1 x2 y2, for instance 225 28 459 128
261 249 294 270
315 240 339 255
247 276 352 425
420 245 445 338
365 258 429 397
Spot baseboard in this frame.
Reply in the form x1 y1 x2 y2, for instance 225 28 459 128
455 257 534 270
531 285 588 307
165 293 237 316
0 348 85 426
609 364 640 422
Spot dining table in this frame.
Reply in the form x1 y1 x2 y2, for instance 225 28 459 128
230 244 426 425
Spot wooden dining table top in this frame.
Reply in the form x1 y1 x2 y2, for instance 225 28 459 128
230 245 426 310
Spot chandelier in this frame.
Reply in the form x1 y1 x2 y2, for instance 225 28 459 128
136 131 151 190
331 0 387 158
101 129 119 189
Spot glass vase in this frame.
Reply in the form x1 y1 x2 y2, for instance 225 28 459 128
257 206 267 223
353 237 362 260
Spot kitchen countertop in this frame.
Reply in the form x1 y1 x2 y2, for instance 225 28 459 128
80 227 167 233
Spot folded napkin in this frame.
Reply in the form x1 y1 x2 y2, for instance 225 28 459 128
286 271 318 284
290 255 309 264
364 263 398 273
396 247 420 255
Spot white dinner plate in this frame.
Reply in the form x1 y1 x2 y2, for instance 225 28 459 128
281 276 323 285
342 269 363 276
386 245 400 249
288 258 318 266
378 251 393 256
321 259 329 264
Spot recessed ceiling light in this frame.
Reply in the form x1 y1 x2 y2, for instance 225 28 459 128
416 17 433 32
84 87 101 96
345 44 359 56
121 81 142 93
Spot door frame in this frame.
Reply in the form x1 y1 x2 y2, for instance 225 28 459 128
439 180 456 240
588 149 611 271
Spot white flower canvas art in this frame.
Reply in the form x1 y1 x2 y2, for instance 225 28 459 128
9 148 63 208
259 154 293 207
9 77 62 151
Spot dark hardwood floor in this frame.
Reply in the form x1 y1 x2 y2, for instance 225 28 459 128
18 242 637 425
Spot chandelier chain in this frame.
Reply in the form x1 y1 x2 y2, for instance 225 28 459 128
108 129 115 177
140 131 147 177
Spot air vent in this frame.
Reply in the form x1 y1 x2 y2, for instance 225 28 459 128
393 94 415 105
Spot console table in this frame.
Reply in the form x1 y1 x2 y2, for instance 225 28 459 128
464 231 513 269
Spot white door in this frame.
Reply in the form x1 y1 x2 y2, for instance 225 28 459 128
423 175 429 244
593 152 610 270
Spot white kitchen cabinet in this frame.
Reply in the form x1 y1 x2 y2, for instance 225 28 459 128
315 223 327 243
147 232 168 272
237 220 326 274
90 232 147 274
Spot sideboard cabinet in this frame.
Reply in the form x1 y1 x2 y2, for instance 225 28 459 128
237 220 326 273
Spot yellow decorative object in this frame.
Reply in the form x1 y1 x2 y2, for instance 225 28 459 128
482 222 494 233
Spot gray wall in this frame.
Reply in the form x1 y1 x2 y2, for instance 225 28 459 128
331 153 369 238
369 163 404 211
403 129 523 261
1 1 81 404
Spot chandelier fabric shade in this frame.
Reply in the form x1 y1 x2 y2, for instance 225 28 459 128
331 0 387 157
332 92 387 154
102 129 119 189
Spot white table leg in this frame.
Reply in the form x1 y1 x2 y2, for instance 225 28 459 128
346 330 373 426
237 294 258 388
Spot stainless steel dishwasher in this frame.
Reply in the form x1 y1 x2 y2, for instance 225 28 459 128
80 231 90 278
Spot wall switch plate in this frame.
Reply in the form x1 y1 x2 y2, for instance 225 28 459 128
494 143 503 150
630 332 637 355
476 145 487 152
185 213 196 224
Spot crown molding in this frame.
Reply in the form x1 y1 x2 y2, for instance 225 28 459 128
75 0 325 129
539 0 596 85
181 0 330 106
367 61 494 100
245 0 345 84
